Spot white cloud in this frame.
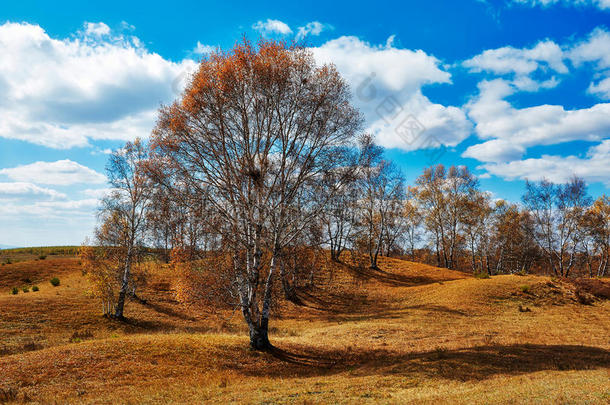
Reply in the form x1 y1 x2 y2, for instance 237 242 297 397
569 28 610 68
0 21 469 155
296 22 328 40
82 187 112 199
463 139 525 163
90 147 113 155
464 79 610 162
463 40 567 76
252 19 292 36
38 199 99 211
0 182 66 200
463 39 567 92
464 27 610 98
462 27 610 187
569 28 610 99
0 198 98 219
193 41 216 55
0 22 197 149
511 0 610 9
588 77 610 99
312 36 471 151
0 160 106 186
84 22 110 37
481 140 610 186
314 36 451 92
120 21 136 31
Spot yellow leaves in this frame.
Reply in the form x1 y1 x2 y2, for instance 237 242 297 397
176 38 305 117
590 195 610 218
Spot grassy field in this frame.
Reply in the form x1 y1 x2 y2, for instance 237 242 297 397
0 247 80 266
0 251 608 404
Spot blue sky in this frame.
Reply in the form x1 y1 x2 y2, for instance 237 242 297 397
0 0 609 246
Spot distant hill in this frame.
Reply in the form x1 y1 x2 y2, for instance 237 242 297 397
0 246 79 256
0 244 18 250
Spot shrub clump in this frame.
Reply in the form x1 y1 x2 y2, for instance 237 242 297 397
50 277 60 287
32 285 39 292
474 271 490 279
22 287 29 293
10 287 18 295
38 254 47 260
520 284 530 294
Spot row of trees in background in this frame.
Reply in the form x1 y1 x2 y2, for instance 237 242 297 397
80 39 610 350
323 159 609 279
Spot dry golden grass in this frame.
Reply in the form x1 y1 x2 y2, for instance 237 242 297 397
0 257 78 288
0 254 608 404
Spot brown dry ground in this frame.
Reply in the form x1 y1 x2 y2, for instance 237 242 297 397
0 252 609 404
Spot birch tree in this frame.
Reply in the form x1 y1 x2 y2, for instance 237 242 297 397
357 136 405 269
582 195 610 277
403 197 422 261
522 177 591 277
411 165 478 269
150 39 361 350
97 139 153 319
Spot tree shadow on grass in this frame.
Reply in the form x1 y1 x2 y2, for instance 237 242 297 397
294 286 373 314
110 300 213 334
378 344 610 381
293 282 470 321
346 264 460 287
137 299 199 322
264 343 610 381
270 346 340 369
114 316 218 335
317 258 467 290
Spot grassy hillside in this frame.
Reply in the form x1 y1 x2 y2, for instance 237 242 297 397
0 246 80 266
0 251 608 404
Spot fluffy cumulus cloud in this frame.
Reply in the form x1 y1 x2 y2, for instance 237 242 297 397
570 28 610 68
0 182 66 200
463 78 610 162
253 19 331 40
0 21 467 154
84 22 111 37
0 196 99 246
511 0 610 9
0 161 104 244
0 20 475 244
312 36 471 151
296 22 329 40
569 28 610 99
0 178 99 246
462 27 610 96
192 41 216 55
0 159 106 186
481 140 610 186
462 28 610 185
463 39 566 91
252 19 293 36
0 22 197 149
0 198 98 220
81 187 113 199
463 40 567 76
